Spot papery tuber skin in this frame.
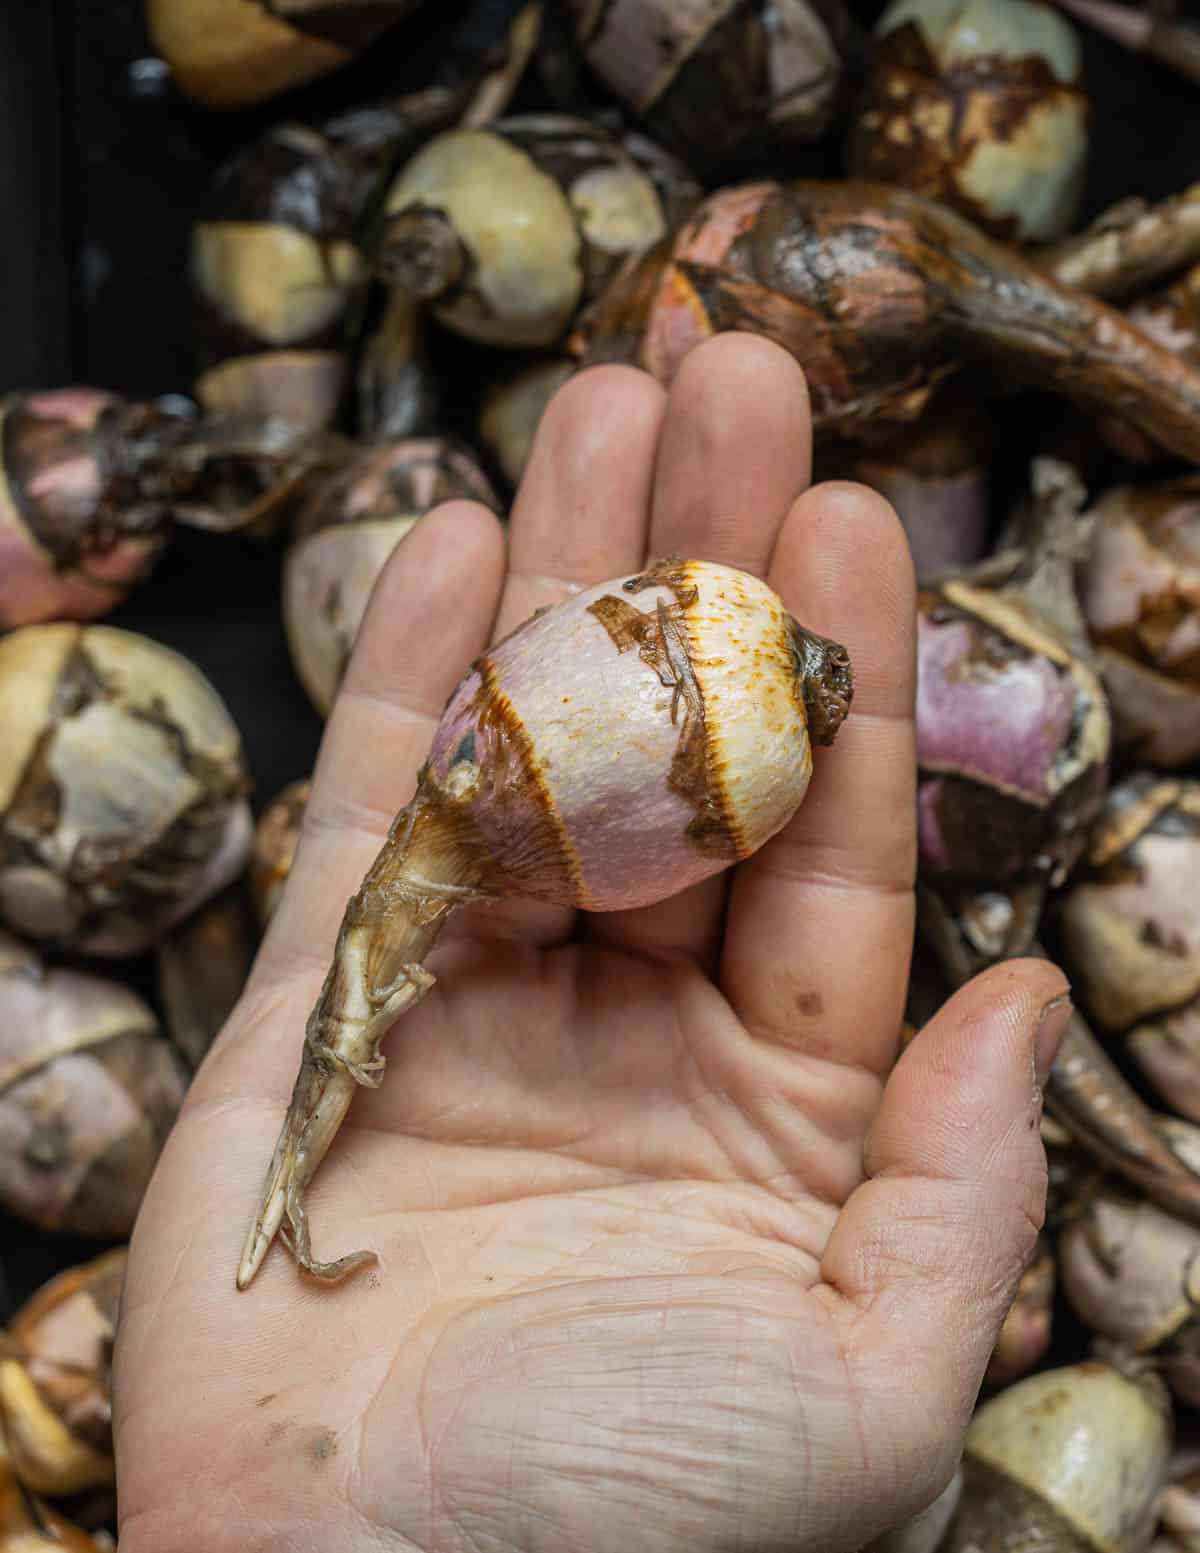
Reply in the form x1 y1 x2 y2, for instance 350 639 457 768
1058 1188 1200 1407
0 1463 106 1552
575 179 1200 460
479 357 575 486
848 0 1087 244
1059 776 1200 1123
284 438 500 714
821 391 993 580
1039 183 1200 302
1078 482 1200 769
378 115 677 347
0 1249 124 1498
156 888 258 1072
145 0 424 111
251 779 311 927
945 1358 1173 1553
238 557 852 1288
567 0 855 177
0 625 253 956
984 1233 1055 1387
868 1470 963 1553
0 934 183 1237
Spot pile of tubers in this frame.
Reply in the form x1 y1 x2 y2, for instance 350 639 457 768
4 0 1200 1543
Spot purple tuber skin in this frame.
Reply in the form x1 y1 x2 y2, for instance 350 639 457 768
1079 479 1200 769
239 556 853 1286
915 460 1109 962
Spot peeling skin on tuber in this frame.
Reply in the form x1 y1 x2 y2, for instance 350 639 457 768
238 559 851 1289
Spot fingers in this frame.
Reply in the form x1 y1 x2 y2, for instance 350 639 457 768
820 961 1072 1475
588 336 815 966
722 482 917 1076
490 365 666 639
241 501 506 1011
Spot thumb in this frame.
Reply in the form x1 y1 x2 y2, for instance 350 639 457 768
819 958 1072 1488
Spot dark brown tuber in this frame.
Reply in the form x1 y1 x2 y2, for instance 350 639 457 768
566 0 856 178
250 779 311 928
575 179 1200 461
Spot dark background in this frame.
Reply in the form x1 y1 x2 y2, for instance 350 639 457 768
1 0 1198 1316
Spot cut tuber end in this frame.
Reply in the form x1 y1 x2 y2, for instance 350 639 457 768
377 206 468 302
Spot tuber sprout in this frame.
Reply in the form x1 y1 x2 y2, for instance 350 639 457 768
238 558 852 1288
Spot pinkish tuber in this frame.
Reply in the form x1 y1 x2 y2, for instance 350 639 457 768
0 934 183 1238
984 1232 1056 1388
1059 1186 1200 1407
1059 775 1200 1123
1078 480 1200 769
237 558 852 1287
916 459 1109 968
284 437 500 715
0 625 253 956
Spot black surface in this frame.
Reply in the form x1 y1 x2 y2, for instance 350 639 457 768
1 0 1199 1320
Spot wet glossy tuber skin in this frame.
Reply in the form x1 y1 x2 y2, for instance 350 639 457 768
144 0 424 111
284 438 500 715
1059 1188 1200 1407
0 1249 125 1498
1079 481 1200 769
1059 776 1200 1121
575 180 1200 460
378 115 682 347
848 0 1088 244
0 625 252 956
0 935 182 1238
250 778 311 928
566 0 855 177
944 1357 1173 1553
238 556 852 1288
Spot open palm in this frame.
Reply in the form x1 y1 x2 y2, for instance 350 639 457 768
114 337 1070 1553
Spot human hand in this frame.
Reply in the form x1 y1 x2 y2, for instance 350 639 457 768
113 335 1072 1553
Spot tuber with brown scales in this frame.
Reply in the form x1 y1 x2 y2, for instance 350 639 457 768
0 935 182 1238
0 389 339 629
0 626 252 957
0 1249 124 1499
848 0 1089 244
284 437 500 715
573 179 1200 461
944 1356 1172 1553
237 558 852 1288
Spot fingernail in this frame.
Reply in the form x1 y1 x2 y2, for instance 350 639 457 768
1034 991 1073 1086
